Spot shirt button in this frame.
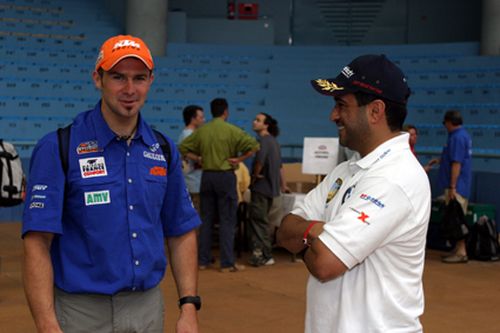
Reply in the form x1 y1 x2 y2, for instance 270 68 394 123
128 178 133 184
132 232 137 238
127 152 130 157
129 205 134 210
135 260 140 266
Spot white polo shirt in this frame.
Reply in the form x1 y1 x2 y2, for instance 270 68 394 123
292 133 431 333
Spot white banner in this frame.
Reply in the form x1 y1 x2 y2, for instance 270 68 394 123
302 137 339 175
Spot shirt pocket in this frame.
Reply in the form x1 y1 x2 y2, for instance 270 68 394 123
142 162 168 210
64 175 121 233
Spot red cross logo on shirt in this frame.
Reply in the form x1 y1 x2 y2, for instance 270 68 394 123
350 207 370 225
357 211 369 224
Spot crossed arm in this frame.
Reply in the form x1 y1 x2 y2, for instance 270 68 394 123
276 214 348 282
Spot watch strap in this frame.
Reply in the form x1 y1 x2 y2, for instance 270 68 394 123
178 295 201 311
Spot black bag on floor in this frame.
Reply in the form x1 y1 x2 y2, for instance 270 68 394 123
466 216 500 261
441 199 468 241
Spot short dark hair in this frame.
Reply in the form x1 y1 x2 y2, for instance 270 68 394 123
182 105 203 126
444 110 463 126
260 112 280 137
354 92 407 132
403 124 418 134
210 98 228 117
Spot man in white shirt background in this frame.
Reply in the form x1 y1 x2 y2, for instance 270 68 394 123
178 105 205 212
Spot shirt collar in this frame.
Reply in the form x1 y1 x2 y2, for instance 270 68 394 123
90 100 157 148
355 132 410 170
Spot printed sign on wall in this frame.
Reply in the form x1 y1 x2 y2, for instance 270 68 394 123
302 137 339 175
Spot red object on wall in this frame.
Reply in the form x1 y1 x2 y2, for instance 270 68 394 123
238 3 259 20
227 0 236 20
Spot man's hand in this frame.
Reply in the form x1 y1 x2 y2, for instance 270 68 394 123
176 305 199 333
227 157 241 166
447 188 457 201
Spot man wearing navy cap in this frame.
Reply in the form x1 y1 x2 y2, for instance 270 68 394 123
277 55 431 332
22 35 201 333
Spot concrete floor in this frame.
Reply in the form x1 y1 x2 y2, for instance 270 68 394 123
1 222 499 333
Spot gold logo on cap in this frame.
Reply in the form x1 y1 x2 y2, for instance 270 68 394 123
315 79 344 92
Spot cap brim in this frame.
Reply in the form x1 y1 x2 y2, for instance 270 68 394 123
310 78 354 96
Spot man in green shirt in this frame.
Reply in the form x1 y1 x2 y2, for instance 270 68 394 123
179 98 259 272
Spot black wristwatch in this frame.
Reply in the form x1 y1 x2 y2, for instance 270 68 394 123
178 295 202 311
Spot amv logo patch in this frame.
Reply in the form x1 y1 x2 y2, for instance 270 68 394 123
84 190 111 206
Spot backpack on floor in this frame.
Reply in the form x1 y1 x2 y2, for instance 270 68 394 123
0 140 25 207
466 215 500 261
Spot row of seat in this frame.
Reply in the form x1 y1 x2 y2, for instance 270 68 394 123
407 104 500 124
0 95 261 117
416 124 500 149
0 81 266 105
410 86 500 104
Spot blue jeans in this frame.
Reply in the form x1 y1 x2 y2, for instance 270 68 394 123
199 171 238 268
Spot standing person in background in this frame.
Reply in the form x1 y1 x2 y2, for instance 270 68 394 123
403 124 418 156
248 113 288 267
178 105 205 213
179 98 259 272
22 35 201 333
277 54 431 332
430 110 472 264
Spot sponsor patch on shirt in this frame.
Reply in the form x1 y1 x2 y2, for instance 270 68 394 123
143 151 166 162
149 143 160 153
326 178 343 205
360 193 385 208
32 184 48 192
84 190 110 206
341 184 356 205
79 157 108 178
150 166 167 176
77 140 100 155
350 207 370 225
29 202 45 209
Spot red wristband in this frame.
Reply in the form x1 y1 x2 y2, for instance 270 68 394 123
302 221 319 246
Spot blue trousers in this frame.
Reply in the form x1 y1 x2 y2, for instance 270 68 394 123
199 170 238 268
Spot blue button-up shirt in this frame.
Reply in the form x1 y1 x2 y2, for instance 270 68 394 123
438 127 472 198
23 102 201 294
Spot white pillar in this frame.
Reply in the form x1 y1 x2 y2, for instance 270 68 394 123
481 0 500 55
126 0 168 56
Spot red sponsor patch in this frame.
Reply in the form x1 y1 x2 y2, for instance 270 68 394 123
150 166 167 176
357 211 369 224
77 141 100 155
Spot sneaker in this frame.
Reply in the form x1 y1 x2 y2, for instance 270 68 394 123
220 263 246 273
199 264 209 270
248 256 265 267
442 254 468 264
263 257 275 266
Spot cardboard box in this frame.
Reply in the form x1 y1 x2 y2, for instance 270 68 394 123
283 163 318 194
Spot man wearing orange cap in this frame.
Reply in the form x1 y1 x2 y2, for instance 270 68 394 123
22 35 201 332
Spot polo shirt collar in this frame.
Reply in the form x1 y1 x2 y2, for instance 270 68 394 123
355 132 410 170
90 100 157 148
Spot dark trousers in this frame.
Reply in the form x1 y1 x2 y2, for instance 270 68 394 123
199 171 238 268
248 191 274 259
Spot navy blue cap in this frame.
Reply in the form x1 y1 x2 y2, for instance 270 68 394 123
311 54 411 105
